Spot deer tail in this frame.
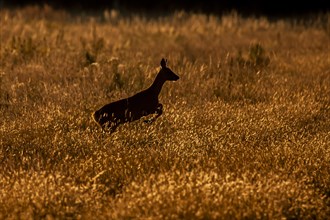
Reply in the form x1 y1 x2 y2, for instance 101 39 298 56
91 111 99 125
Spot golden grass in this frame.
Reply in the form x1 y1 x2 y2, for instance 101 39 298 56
0 6 329 219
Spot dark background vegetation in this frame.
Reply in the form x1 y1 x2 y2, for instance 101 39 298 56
3 0 330 16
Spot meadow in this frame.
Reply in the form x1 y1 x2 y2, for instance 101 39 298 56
0 5 329 219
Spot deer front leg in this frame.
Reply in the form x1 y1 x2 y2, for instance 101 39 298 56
154 103 163 118
144 104 163 124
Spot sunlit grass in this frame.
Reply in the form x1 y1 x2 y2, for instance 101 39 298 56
0 6 329 219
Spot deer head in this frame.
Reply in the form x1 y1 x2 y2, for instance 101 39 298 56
159 58 179 81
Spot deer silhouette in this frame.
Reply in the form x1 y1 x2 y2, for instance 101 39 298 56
92 58 179 132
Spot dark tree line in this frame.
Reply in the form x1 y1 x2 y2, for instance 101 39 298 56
3 0 329 16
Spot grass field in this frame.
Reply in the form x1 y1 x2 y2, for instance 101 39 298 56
0 6 330 219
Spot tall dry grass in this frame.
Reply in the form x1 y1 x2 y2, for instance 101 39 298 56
0 6 329 219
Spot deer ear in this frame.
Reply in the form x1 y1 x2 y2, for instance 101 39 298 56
160 58 166 68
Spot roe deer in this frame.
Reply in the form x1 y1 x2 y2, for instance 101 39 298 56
92 58 179 132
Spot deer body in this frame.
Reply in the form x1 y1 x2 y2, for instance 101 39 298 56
93 58 179 132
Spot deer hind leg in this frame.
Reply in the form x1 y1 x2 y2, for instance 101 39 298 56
100 120 119 133
95 112 117 133
108 123 118 133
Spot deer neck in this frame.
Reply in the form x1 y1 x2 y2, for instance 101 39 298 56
149 74 166 97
